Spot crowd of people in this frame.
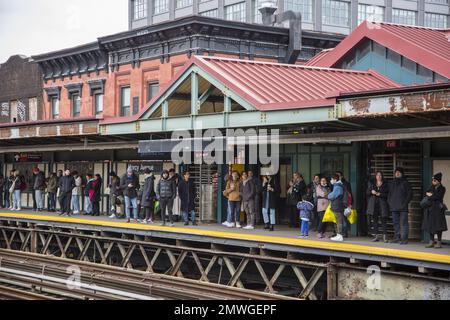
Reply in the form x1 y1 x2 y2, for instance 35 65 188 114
0 166 447 247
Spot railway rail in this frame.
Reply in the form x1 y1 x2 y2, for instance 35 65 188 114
0 249 296 300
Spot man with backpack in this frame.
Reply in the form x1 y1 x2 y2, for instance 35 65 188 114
336 171 353 238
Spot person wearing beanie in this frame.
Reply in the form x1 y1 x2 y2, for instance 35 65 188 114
120 167 140 223
157 170 176 227
387 167 412 244
422 173 447 249
141 168 156 224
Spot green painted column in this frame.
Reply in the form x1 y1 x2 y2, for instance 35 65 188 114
422 141 432 242
350 142 362 236
216 164 224 224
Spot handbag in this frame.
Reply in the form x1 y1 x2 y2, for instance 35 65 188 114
9 180 16 194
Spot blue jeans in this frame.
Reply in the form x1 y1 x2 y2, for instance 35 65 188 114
13 190 21 209
227 201 241 224
342 214 350 235
262 207 276 225
392 211 409 241
71 195 80 213
84 196 92 214
35 190 44 210
48 192 56 210
301 220 309 236
125 196 138 219
182 210 196 224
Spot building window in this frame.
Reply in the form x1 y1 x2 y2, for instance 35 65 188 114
147 82 160 102
358 4 384 25
154 0 169 14
322 0 349 27
284 0 313 22
176 0 192 8
120 87 131 117
72 94 81 118
424 13 448 28
426 0 448 4
200 9 219 18
51 97 59 119
225 2 246 22
94 92 104 115
134 0 147 20
392 9 417 26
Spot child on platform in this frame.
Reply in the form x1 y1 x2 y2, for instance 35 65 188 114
297 197 314 238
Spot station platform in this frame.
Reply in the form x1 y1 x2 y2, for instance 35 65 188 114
0 211 449 271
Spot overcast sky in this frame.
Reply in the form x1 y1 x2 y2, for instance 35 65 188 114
0 0 128 63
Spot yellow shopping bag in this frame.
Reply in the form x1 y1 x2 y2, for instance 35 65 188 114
348 208 358 225
322 205 337 224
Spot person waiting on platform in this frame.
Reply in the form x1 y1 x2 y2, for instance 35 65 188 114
141 168 156 224
32 167 46 212
367 171 390 243
10 170 25 211
422 173 447 249
156 170 176 227
47 173 58 212
223 171 242 228
71 171 82 215
83 174 94 216
108 172 121 219
388 167 412 245
248 170 262 226
316 177 331 239
336 171 353 238
327 174 345 242
120 167 140 223
178 171 197 226
5 170 16 210
91 174 102 217
262 173 280 232
58 169 75 217
0 174 4 208
297 196 314 238
240 171 256 230
286 173 306 228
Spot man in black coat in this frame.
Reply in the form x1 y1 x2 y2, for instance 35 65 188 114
388 167 413 245
262 174 280 231
178 171 197 226
120 167 140 223
58 169 75 216
157 170 176 226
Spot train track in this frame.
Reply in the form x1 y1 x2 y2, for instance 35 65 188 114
0 249 298 300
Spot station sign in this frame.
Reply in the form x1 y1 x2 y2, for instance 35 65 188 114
127 162 163 174
13 153 43 163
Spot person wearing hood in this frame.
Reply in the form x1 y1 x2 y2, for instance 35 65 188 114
141 168 156 224
297 196 314 238
366 171 390 243
157 170 176 226
178 171 197 226
422 173 447 249
120 167 140 223
388 167 412 245
91 174 103 217
327 174 345 242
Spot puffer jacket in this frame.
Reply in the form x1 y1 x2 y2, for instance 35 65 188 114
316 184 330 212
157 176 176 200
141 175 156 207
297 200 314 221
328 181 344 213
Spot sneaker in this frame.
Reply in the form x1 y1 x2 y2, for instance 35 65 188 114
390 238 401 244
400 240 408 245
222 221 229 226
8 207 13 210
160 222 166 226
226 222 234 228
330 234 344 242
108 214 116 219
236 223 242 229
170 223 175 227
73 211 80 215
147 220 154 224
243 225 254 230
17 207 21 211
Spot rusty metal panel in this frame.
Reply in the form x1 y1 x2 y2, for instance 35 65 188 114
337 267 450 300
341 90 450 117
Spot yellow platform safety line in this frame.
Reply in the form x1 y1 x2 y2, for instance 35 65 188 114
1 213 449 265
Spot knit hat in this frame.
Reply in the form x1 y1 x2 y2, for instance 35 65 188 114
394 167 405 175
433 172 443 182
144 168 152 175
127 167 134 174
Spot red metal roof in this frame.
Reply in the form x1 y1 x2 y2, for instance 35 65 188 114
307 21 450 79
101 55 399 124
304 48 334 66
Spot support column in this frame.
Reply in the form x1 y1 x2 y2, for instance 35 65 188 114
191 72 199 128
162 100 169 131
224 96 231 127
422 141 431 242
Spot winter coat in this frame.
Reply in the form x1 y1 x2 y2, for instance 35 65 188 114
178 178 196 212
109 176 121 196
157 177 176 200
262 177 280 210
0 177 4 193
224 180 241 202
141 175 156 208
240 179 256 202
5 176 14 193
13 176 25 191
120 173 140 199
316 184 330 212
33 172 46 191
72 176 82 196
286 180 306 206
84 179 94 197
366 180 390 218
297 200 314 221
59 176 75 195
90 178 102 202
47 176 58 193
422 185 448 234
388 177 412 212
328 181 344 213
